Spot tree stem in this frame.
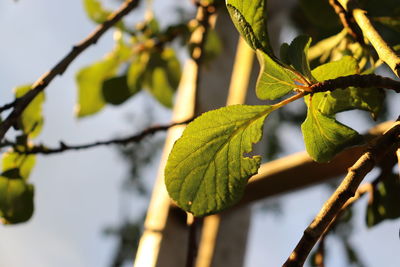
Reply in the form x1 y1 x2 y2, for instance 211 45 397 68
282 119 400 267
337 0 400 77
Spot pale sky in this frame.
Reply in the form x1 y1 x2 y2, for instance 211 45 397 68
0 1 399 267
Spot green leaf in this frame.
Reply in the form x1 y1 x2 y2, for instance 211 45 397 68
312 56 384 118
143 48 181 108
14 85 45 138
203 28 222 62
165 104 274 216
102 75 139 105
366 174 400 227
127 54 147 95
255 50 298 100
83 0 111 24
226 0 272 54
287 35 314 80
0 176 34 224
312 56 359 81
301 95 362 162
2 151 36 180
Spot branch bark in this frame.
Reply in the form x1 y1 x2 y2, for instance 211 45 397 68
5 119 192 155
283 119 400 267
309 74 400 93
0 0 140 140
337 0 400 77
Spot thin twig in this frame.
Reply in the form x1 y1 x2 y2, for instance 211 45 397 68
283 119 400 267
0 99 18 113
309 74 400 93
314 237 325 267
328 0 364 44
8 118 192 155
337 0 400 77
0 0 141 140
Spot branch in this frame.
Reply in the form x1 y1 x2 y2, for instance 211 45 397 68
8 119 192 155
283 119 400 267
0 0 141 140
337 0 400 77
0 99 18 113
309 74 400 93
328 0 364 44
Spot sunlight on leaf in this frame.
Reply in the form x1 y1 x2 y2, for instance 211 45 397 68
14 85 45 139
256 50 298 100
83 0 111 24
165 104 274 216
226 0 272 54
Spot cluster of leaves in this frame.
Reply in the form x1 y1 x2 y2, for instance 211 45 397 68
0 85 44 223
77 0 184 117
165 0 389 218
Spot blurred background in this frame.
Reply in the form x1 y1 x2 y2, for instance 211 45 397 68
0 0 399 267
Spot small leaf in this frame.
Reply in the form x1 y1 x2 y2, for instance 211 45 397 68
256 50 298 100
165 104 275 216
301 95 362 162
127 53 147 94
143 48 181 108
14 85 45 138
2 151 36 180
312 56 359 81
366 174 400 227
102 75 138 105
226 0 272 54
203 28 222 62
287 35 314 80
76 57 119 117
0 176 34 224
83 0 111 24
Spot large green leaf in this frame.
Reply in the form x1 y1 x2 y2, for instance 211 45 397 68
256 50 298 100
0 176 34 224
312 56 384 118
165 104 274 216
226 0 272 54
143 48 181 108
14 85 45 138
83 0 111 24
366 174 400 227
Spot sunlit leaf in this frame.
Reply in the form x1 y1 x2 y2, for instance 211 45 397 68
143 48 181 108
2 151 36 180
0 176 34 224
165 104 275 216
14 85 45 138
366 174 400 227
83 0 111 24
226 0 272 54
255 50 298 100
